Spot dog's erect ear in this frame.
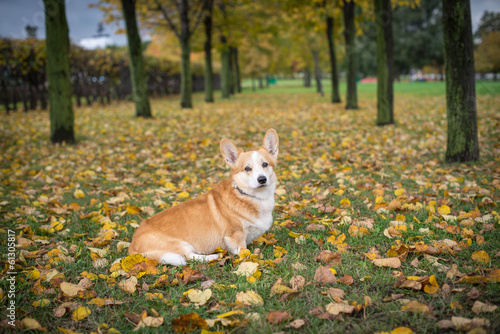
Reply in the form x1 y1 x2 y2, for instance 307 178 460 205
220 138 241 167
263 128 279 160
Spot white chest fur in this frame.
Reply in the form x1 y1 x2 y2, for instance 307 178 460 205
243 197 275 244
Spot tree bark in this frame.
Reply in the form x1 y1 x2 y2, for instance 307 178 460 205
232 47 241 93
343 0 358 109
228 46 235 95
179 0 192 108
374 0 394 125
121 0 152 117
220 36 230 98
312 49 324 97
442 0 479 162
203 0 214 102
44 0 75 143
326 15 341 103
304 67 312 87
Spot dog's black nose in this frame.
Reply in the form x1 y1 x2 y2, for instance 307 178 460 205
257 175 267 185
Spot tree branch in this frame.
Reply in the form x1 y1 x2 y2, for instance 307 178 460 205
154 0 180 39
190 0 207 36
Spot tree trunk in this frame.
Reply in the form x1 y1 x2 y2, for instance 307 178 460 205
228 47 235 95
326 15 341 103
232 47 241 93
44 0 75 143
121 0 152 117
179 0 193 108
180 37 193 108
304 67 312 87
203 0 214 102
258 76 263 89
220 36 230 99
442 0 479 162
2 79 10 113
374 0 394 125
343 0 358 109
312 49 324 97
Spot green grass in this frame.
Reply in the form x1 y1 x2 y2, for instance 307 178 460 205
242 78 500 98
1 88 499 333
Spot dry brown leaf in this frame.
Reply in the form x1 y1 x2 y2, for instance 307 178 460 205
315 250 342 265
133 316 164 331
314 266 337 285
471 301 497 314
287 318 306 329
305 224 326 232
325 302 355 315
372 257 401 268
289 275 306 290
327 288 345 299
60 282 85 297
266 311 292 324
452 316 490 331
118 276 137 294
171 313 207 332
338 275 354 285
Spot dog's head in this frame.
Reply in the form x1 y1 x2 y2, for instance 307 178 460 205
220 129 279 193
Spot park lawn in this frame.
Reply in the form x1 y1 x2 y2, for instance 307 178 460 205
242 79 500 98
1 88 499 333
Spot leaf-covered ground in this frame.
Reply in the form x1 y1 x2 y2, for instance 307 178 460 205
1 86 500 333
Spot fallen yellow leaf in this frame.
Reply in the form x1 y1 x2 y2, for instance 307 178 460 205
72 306 91 321
471 250 490 264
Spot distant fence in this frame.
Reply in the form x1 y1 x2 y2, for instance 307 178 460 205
0 38 219 112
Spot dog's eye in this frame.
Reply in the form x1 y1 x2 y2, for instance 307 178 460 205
245 166 252 172
262 162 268 168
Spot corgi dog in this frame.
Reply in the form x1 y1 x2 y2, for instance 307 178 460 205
129 129 279 266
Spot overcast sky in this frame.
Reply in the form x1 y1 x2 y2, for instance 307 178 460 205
0 0 499 49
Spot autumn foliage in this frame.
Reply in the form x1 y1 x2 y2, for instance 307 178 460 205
1 89 499 332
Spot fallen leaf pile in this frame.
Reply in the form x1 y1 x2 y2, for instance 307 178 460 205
1 91 499 332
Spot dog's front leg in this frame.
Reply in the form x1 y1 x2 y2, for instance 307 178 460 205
224 231 247 255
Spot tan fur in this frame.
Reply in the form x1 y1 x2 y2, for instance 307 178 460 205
129 129 279 265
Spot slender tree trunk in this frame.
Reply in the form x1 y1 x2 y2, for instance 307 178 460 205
228 47 235 95
374 0 394 125
304 67 312 87
44 0 75 143
180 37 192 108
121 0 152 117
220 36 230 98
312 49 324 97
442 0 479 162
258 76 263 89
179 0 192 108
232 47 241 93
203 0 214 102
252 76 256 91
2 79 10 113
343 0 358 109
326 14 341 103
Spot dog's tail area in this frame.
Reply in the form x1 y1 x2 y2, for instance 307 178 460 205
160 252 219 266
130 237 219 266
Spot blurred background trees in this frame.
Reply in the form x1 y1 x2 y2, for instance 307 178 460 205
1 0 498 160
